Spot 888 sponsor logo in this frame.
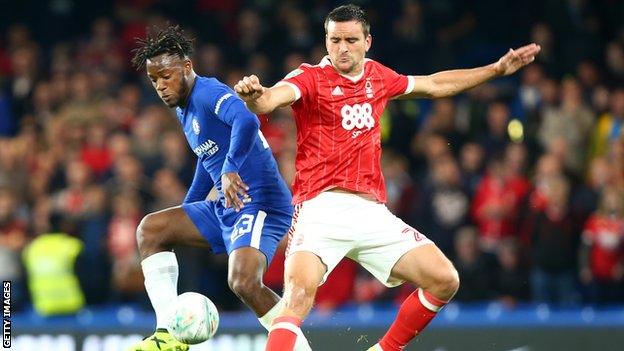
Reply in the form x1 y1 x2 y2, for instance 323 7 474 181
341 103 374 137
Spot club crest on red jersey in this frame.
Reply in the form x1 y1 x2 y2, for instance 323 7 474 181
365 78 374 98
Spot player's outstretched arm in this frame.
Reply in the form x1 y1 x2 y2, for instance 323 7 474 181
401 43 541 99
234 75 296 114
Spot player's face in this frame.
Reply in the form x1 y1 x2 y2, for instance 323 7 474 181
146 54 192 107
326 20 371 76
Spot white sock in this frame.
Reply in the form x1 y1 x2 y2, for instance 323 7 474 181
258 299 284 330
142 251 179 329
259 299 311 351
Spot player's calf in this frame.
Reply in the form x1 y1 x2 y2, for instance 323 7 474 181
375 245 460 351
265 252 325 351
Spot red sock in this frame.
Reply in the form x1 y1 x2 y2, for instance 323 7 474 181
379 288 448 351
265 316 302 351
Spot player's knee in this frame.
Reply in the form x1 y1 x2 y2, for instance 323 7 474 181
136 213 170 251
284 276 317 309
435 266 460 300
228 272 262 300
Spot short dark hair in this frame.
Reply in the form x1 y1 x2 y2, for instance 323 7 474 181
131 25 194 69
324 4 370 37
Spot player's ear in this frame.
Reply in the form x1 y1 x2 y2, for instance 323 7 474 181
365 34 372 53
184 59 193 74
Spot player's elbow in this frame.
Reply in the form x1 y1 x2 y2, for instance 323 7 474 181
426 84 455 99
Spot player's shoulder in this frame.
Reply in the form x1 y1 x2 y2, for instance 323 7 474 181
193 76 233 102
195 76 230 93
284 63 315 80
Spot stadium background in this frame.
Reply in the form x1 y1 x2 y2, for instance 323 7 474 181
2 0 624 350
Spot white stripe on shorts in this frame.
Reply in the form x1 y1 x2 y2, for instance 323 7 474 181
250 210 267 249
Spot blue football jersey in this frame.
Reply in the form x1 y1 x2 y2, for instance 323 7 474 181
176 76 292 209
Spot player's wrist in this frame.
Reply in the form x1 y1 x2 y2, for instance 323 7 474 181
490 62 504 77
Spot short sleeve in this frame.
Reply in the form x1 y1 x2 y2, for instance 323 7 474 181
277 64 316 103
376 61 414 99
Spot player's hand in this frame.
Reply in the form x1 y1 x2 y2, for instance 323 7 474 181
234 75 266 102
493 43 541 76
221 172 251 212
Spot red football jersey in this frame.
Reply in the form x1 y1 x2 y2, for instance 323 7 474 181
583 214 624 280
279 56 413 204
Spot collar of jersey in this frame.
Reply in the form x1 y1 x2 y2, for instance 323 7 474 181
320 55 370 83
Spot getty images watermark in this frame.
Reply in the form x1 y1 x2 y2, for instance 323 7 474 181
2 281 10 348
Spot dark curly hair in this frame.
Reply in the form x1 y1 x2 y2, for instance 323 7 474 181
131 25 194 69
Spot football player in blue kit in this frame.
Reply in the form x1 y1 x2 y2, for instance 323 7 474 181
128 25 310 351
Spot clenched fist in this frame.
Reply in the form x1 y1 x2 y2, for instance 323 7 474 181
234 75 266 102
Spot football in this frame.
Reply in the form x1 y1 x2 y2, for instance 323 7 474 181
167 292 220 344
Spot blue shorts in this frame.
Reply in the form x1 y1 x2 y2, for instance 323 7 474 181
182 201 293 265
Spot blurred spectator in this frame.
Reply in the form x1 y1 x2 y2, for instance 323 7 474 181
452 226 496 302
510 64 544 139
580 187 624 304
571 157 612 225
538 77 594 176
416 155 469 257
80 122 112 179
523 175 579 306
459 141 485 197
0 188 28 309
158 130 195 186
22 215 85 316
105 154 153 206
495 238 529 307
478 101 512 159
605 41 624 85
471 153 529 253
588 88 624 159
382 150 416 221
108 193 143 301
149 168 187 211
419 98 464 152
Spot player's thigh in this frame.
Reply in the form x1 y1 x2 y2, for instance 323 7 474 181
390 242 457 290
225 206 293 267
286 197 354 285
181 201 226 253
349 203 432 287
139 205 208 247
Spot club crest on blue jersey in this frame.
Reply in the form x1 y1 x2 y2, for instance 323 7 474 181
192 118 201 134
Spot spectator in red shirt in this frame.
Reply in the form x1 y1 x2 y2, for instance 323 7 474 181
580 187 624 304
471 152 529 253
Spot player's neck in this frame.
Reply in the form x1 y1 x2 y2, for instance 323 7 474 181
179 72 197 108
334 64 363 77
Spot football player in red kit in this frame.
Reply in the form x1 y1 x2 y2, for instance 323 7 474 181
235 4 540 351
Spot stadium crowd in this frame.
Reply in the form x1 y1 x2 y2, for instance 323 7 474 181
1 0 624 314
